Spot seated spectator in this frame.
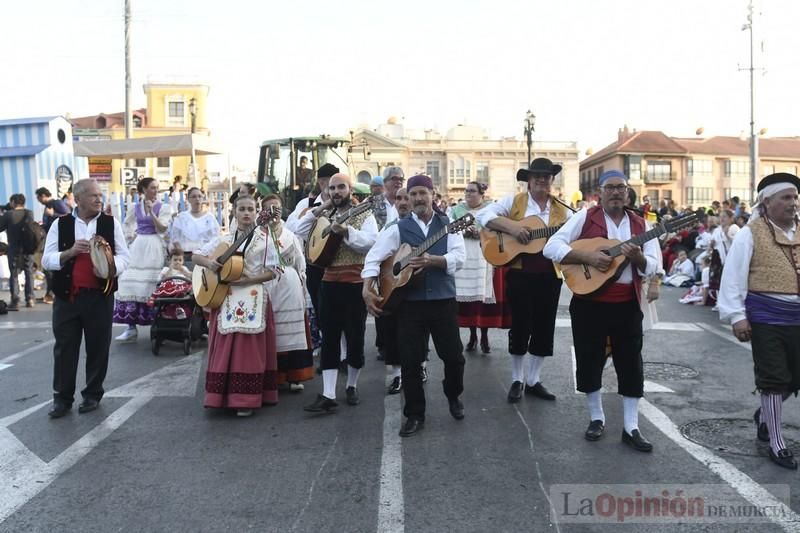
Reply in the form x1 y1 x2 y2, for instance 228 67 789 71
663 250 696 287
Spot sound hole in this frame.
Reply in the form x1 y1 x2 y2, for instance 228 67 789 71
392 262 402 276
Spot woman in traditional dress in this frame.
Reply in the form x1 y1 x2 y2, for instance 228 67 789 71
169 186 221 266
192 194 279 417
450 181 511 354
261 195 315 391
114 177 173 341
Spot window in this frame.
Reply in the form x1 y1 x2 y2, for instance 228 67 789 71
476 161 489 183
762 165 775 176
168 101 185 118
134 158 146 168
685 187 713 203
426 161 441 187
724 188 753 202
465 160 471 178
687 159 712 176
626 155 642 181
133 116 142 128
448 160 454 178
646 161 672 181
647 189 659 203
157 157 170 168
724 159 748 177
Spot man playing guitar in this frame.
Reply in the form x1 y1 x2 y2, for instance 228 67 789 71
294 173 378 412
543 170 660 452
476 158 572 404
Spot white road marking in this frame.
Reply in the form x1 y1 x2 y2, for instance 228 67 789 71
570 346 675 394
639 399 800 532
377 385 404 533
643 381 675 393
0 354 204 525
0 340 55 364
0 321 51 330
0 364 12 372
697 322 752 352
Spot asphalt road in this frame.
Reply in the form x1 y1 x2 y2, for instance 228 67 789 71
1 287 799 533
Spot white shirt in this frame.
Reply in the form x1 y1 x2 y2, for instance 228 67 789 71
362 212 466 279
42 210 131 275
710 226 732 265
718 223 800 325
169 211 221 253
671 257 696 277
285 196 321 237
543 208 660 284
293 204 378 253
383 197 399 226
476 192 574 227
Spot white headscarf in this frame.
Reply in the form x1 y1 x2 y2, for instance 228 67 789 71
748 183 798 224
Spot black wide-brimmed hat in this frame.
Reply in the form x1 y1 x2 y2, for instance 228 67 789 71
757 172 800 193
516 157 562 182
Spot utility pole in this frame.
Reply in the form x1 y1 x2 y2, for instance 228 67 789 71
124 0 132 142
743 0 758 201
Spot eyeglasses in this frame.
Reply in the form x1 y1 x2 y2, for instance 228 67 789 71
465 189 480 193
602 185 628 192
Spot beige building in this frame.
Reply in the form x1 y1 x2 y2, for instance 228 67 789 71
580 126 800 206
349 119 580 201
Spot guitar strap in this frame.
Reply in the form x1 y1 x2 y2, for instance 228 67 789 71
234 229 256 255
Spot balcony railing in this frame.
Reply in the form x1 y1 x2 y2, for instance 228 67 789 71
643 171 677 183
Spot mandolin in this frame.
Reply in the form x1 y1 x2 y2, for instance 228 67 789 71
561 213 698 296
377 214 475 313
192 206 276 308
306 197 376 267
480 214 565 266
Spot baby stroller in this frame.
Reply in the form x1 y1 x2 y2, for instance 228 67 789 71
149 276 205 355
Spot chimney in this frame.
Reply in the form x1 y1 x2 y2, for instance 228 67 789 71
618 124 632 143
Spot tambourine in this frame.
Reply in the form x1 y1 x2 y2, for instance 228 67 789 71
90 235 116 294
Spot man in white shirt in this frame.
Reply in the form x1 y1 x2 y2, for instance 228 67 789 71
718 172 800 470
543 170 660 452
362 174 466 436
477 158 572 404
42 179 130 418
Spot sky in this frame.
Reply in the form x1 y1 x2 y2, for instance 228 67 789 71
2 0 798 171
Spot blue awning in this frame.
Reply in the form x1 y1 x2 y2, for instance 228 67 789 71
0 145 49 158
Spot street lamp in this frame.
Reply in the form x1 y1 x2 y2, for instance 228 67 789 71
742 1 757 202
188 97 197 185
523 110 536 167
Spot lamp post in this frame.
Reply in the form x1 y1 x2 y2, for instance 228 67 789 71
523 109 536 167
742 1 758 202
188 97 197 185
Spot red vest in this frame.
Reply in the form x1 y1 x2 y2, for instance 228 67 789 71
577 206 646 304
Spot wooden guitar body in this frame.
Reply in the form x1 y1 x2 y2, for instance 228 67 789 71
306 216 343 267
479 215 555 266
192 242 245 308
559 238 629 296
377 243 419 313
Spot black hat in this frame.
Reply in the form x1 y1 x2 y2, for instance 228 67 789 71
317 163 340 179
756 172 800 193
516 157 562 182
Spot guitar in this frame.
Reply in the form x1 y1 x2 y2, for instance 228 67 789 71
561 213 698 296
192 206 276 309
306 197 376 267
480 215 566 266
377 214 475 312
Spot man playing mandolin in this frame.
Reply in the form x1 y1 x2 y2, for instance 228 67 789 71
543 169 660 452
476 157 572 404
362 175 467 437
294 173 378 412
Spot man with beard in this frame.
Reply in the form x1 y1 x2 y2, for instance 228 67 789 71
295 173 378 412
362 175 466 437
476 158 572 404
544 170 660 452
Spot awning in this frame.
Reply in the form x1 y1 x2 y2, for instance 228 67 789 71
73 134 225 159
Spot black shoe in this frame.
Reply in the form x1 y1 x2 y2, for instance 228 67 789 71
421 367 428 383
769 448 798 470
585 420 605 441
399 417 424 437
622 429 653 452
525 382 556 401
304 394 338 413
78 398 100 414
480 338 490 354
448 398 464 420
48 402 71 419
507 381 523 403
466 337 477 352
7 301 19 311
346 386 360 406
387 376 402 395
754 408 769 442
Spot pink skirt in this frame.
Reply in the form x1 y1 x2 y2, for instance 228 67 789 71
204 300 279 409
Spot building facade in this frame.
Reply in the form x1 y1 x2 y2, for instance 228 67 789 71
580 126 800 206
70 82 210 192
349 119 580 201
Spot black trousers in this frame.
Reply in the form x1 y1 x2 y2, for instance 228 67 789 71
306 264 323 317
569 297 644 397
397 298 465 420
751 323 800 394
319 281 367 370
506 270 562 356
52 289 115 405
375 314 401 365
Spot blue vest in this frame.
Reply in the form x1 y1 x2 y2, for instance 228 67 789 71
397 214 456 301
